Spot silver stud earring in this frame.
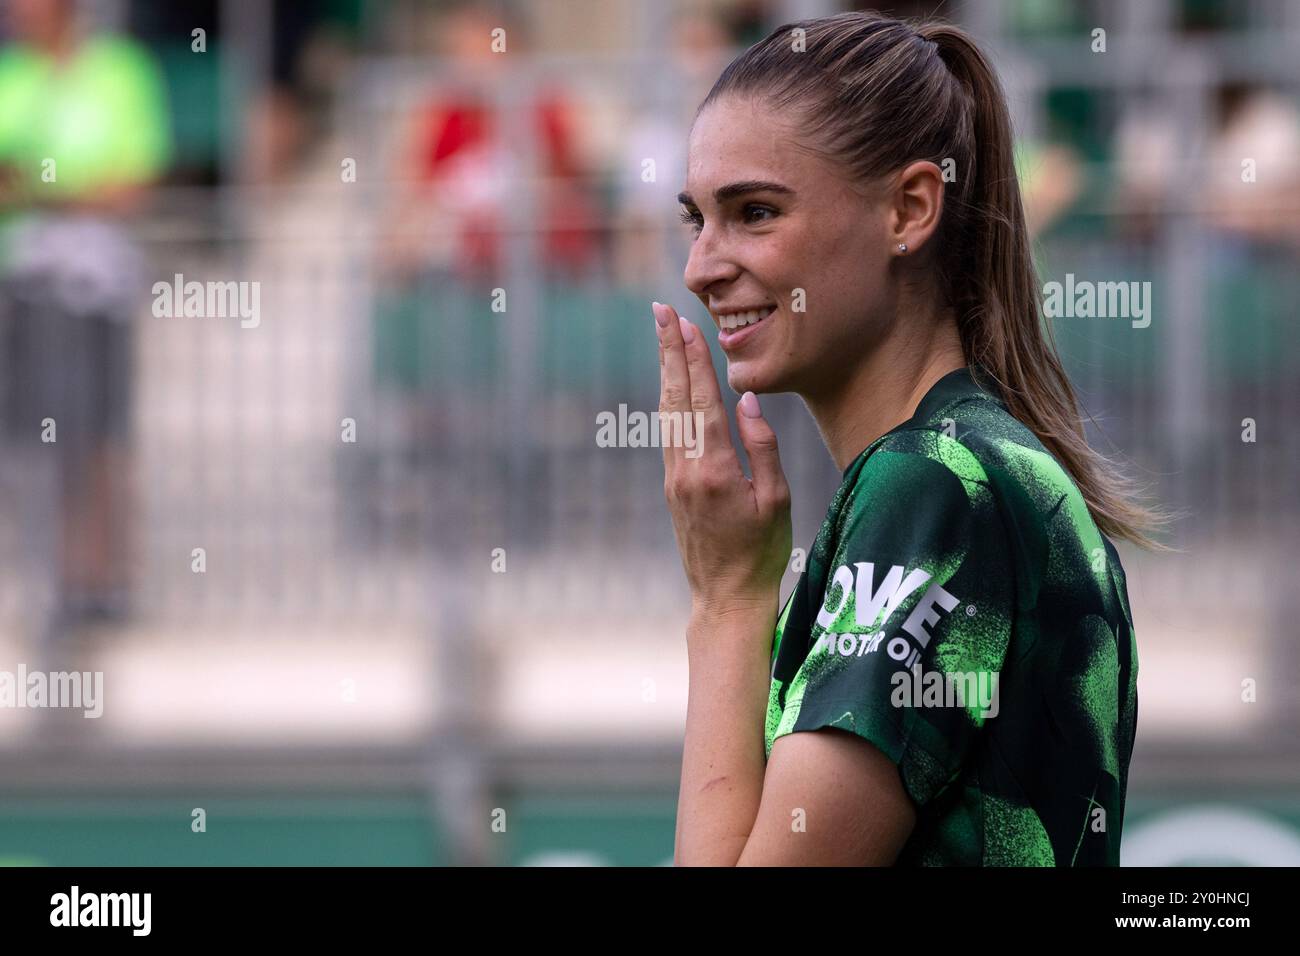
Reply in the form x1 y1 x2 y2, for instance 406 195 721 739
897 242 908 254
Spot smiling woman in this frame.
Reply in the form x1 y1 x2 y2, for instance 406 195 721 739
658 11 1170 867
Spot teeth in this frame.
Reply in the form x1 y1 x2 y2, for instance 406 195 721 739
719 306 775 331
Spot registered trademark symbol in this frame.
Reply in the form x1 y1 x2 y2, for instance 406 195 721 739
966 605 977 616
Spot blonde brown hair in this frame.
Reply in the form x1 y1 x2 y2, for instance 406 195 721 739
698 10 1169 549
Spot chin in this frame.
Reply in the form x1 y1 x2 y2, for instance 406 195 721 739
725 360 782 396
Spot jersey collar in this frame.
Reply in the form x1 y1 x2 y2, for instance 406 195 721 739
908 363 1005 424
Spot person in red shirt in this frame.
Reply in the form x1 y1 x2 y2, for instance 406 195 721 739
379 5 601 283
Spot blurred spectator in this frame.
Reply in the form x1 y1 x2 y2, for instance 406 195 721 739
0 0 171 626
244 0 366 184
1017 139 1085 241
1112 94 1178 244
368 1 603 489
611 8 733 286
1114 81 1300 250
377 2 601 282
1204 82 1300 249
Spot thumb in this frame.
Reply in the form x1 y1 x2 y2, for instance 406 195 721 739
736 391 790 510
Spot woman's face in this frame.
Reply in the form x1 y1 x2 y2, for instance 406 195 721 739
680 95 895 397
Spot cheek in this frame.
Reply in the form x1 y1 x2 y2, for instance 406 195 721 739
781 249 887 370
830 222 890 297
783 221 873 304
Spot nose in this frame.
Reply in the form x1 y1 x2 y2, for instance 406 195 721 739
682 223 741 300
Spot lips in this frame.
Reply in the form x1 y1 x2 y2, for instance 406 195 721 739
715 305 776 349
716 305 776 331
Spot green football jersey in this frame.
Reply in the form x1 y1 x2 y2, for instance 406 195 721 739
765 365 1138 866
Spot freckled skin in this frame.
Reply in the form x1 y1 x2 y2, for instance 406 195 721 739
683 96 900 398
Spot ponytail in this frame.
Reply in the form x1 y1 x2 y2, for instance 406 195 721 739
919 24 1170 550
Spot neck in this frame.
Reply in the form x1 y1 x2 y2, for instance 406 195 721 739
802 310 967 472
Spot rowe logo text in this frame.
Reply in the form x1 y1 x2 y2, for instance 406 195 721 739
814 561 959 669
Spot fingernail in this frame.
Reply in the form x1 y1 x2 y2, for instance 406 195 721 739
679 316 695 344
738 391 761 418
652 301 669 328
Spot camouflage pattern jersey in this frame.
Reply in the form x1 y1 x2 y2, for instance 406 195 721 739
765 364 1139 865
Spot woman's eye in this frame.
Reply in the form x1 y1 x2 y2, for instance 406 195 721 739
677 204 775 238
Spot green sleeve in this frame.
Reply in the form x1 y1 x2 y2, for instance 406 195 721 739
771 440 1015 808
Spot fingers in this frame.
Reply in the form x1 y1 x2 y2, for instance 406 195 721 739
736 391 791 514
655 301 688 477
659 303 733 463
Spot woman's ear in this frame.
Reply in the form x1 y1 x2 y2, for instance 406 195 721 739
889 160 946 254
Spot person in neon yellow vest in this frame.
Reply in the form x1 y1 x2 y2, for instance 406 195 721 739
0 0 172 626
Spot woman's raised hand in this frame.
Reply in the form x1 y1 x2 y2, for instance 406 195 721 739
654 301 792 620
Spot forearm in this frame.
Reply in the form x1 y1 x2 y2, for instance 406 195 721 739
674 603 776 866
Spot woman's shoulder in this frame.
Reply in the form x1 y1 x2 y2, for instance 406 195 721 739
840 385 1108 557
844 387 1019 524
829 416 1008 570
865 383 1093 535
851 382 1127 616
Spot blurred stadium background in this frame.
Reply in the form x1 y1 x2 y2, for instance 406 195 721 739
0 0 1297 866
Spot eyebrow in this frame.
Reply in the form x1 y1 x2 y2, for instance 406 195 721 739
676 180 795 207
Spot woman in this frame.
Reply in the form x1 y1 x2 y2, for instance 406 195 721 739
658 12 1164 866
